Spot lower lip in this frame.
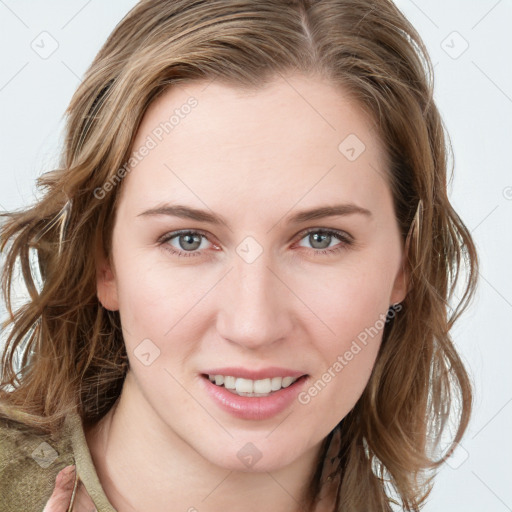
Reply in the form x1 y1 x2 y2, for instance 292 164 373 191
201 374 309 421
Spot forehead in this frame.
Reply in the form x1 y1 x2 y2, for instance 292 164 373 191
119 74 389 217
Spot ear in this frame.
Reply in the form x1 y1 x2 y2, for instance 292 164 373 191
96 250 119 311
389 236 411 305
391 200 421 305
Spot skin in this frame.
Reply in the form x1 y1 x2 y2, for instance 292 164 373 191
43 465 97 511
86 73 408 512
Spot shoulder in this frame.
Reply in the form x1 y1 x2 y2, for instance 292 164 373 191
0 414 75 512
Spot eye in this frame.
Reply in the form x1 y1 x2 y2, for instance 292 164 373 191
295 228 353 255
159 230 216 258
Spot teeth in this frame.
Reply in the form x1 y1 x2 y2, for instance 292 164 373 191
254 378 271 394
224 376 236 390
236 378 254 394
281 376 295 388
207 374 300 395
271 377 282 391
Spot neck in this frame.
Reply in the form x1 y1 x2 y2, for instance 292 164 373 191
84 371 325 512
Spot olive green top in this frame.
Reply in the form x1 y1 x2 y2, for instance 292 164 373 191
0 409 117 512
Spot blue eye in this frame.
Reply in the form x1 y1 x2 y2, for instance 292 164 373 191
295 228 353 255
158 228 353 258
159 230 212 258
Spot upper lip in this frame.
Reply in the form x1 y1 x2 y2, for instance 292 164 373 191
201 366 307 380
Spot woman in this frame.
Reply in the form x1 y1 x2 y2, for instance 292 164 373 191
0 0 478 511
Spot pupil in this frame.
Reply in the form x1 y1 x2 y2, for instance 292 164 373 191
180 234 201 250
311 232 330 249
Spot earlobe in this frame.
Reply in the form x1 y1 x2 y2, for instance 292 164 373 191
96 252 119 311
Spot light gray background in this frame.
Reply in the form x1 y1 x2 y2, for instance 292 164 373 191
1 1 511 510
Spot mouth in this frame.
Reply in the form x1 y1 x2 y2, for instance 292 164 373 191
200 370 310 420
200 373 309 398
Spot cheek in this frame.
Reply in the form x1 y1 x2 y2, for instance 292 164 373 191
297 261 393 410
302 257 394 342
113 250 208 343
300 306 385 425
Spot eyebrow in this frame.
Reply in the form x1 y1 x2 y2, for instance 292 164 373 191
137 203 372 228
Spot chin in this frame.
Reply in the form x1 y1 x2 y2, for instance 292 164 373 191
203 442 300 474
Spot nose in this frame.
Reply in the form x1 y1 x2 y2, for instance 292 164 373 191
215 252 294 350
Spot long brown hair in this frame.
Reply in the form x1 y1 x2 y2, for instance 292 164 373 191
0 1 478 510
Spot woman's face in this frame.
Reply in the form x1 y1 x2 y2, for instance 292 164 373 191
97 73 408 472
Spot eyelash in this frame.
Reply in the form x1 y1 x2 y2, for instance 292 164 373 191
158 228 353 259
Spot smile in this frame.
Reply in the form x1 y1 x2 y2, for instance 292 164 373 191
206 374 300 397
200 373 309 420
